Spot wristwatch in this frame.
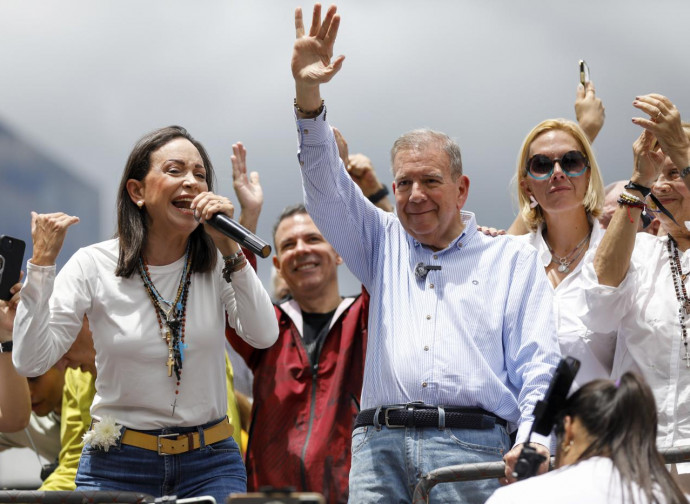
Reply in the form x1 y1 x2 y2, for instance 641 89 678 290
0 341 12 353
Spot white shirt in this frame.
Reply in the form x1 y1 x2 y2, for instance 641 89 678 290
486 457 667 504
13 239 278 429
297 111 561 444
580 233 690 452
514 221 616 388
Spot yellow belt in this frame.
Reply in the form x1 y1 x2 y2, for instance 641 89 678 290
117 419 234 455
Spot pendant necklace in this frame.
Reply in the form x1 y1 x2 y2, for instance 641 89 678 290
666 235 690 368
138 241 193 414
544 229 592 274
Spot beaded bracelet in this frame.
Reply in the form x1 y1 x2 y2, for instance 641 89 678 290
222 250 247 283
617 192 651 226
294 98 325 118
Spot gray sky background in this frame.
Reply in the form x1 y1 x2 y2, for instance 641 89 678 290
1 0 689 296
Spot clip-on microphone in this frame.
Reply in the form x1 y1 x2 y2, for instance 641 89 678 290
415 262 442 279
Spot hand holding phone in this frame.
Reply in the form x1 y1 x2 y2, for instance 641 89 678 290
0 235 26 301
579 59 590 87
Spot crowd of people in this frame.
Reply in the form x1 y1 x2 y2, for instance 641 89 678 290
1 3 690 504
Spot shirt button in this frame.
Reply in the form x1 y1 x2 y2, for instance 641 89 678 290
304 129 309 134
429 283 434 289
457 242 463 248
424 345 429 351
299 161 305 166
433 255 438 260
426 315 431 320
422 382 428 388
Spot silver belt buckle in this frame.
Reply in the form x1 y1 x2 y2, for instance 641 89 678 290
157 433 179 455
384 406 406 428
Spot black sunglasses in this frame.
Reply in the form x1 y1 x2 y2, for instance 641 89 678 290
526 150 589 180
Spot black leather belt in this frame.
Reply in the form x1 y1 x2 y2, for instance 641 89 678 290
354 404 507 430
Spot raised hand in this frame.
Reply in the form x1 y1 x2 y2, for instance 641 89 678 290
632 94 690 171
30 212 80 266
292 4 345 112
575 81 605 143
631 129 665 187
231 142 263 233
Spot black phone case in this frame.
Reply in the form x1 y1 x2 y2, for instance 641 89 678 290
0 235 26 301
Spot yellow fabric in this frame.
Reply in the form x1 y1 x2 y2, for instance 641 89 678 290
40 368 95 491
224 352 242 449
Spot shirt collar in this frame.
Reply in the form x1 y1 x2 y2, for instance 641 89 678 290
410 210 476 252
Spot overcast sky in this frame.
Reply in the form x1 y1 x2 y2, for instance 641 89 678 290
1 0 689 294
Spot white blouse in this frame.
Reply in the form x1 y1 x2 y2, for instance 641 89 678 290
13 239 278 429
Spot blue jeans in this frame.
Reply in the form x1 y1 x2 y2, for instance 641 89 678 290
75 418 246 502
349 423 510 504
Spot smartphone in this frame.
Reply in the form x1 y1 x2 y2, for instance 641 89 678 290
0 235 26 301
579 59 590 87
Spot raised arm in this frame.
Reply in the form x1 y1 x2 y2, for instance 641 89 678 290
231 142 263 233
292 4 345 115
594 128 663 287
575 81 605 143
333 127 394 213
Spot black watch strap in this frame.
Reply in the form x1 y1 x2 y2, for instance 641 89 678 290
624 180 651 197
0 341 12 353
624 180 678 226
368 185 390 204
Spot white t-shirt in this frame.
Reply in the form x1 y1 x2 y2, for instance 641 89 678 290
13 239 277 429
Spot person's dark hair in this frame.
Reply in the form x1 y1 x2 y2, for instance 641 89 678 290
272 203 309 252
115 125 217 277
555 372 686 504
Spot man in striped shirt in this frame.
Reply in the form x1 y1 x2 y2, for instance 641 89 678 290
290 5 561 502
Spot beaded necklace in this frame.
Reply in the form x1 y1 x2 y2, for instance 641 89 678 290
666 235 690 368
544 229 591 274
138 241 193 413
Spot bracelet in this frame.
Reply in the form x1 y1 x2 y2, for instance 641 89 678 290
618 191 645 206
367 185 390 204
624 180 651 197
682 166 690 178
0 341 12 353
294 98 325 118
222 250 246 283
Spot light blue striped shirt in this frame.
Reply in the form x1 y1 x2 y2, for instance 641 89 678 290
296 112 561 442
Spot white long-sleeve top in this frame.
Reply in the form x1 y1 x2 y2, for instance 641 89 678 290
13 239 278 429
486 457 668 504
513 220 616 389
579 232 690 452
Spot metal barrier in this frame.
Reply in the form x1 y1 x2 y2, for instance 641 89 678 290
0 491 154 504
411 446 690 503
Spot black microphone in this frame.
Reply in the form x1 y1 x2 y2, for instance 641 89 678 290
414 262 442 279
206 213 272 258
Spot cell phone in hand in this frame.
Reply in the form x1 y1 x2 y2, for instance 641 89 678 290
0 235 26 301
579 59 590 87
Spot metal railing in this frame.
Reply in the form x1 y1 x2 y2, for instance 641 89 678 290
0 491 153 504
412 446 690 503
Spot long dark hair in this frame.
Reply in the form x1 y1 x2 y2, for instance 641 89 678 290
556 373 686 504
115 125 217 277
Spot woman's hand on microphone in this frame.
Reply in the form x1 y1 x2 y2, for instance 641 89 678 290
191 191 240 256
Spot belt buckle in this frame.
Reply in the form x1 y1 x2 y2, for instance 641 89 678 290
157 433 179 456
384 406 406 428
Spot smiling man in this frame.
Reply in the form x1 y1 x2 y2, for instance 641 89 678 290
289 5 561 502
227 205 370 504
